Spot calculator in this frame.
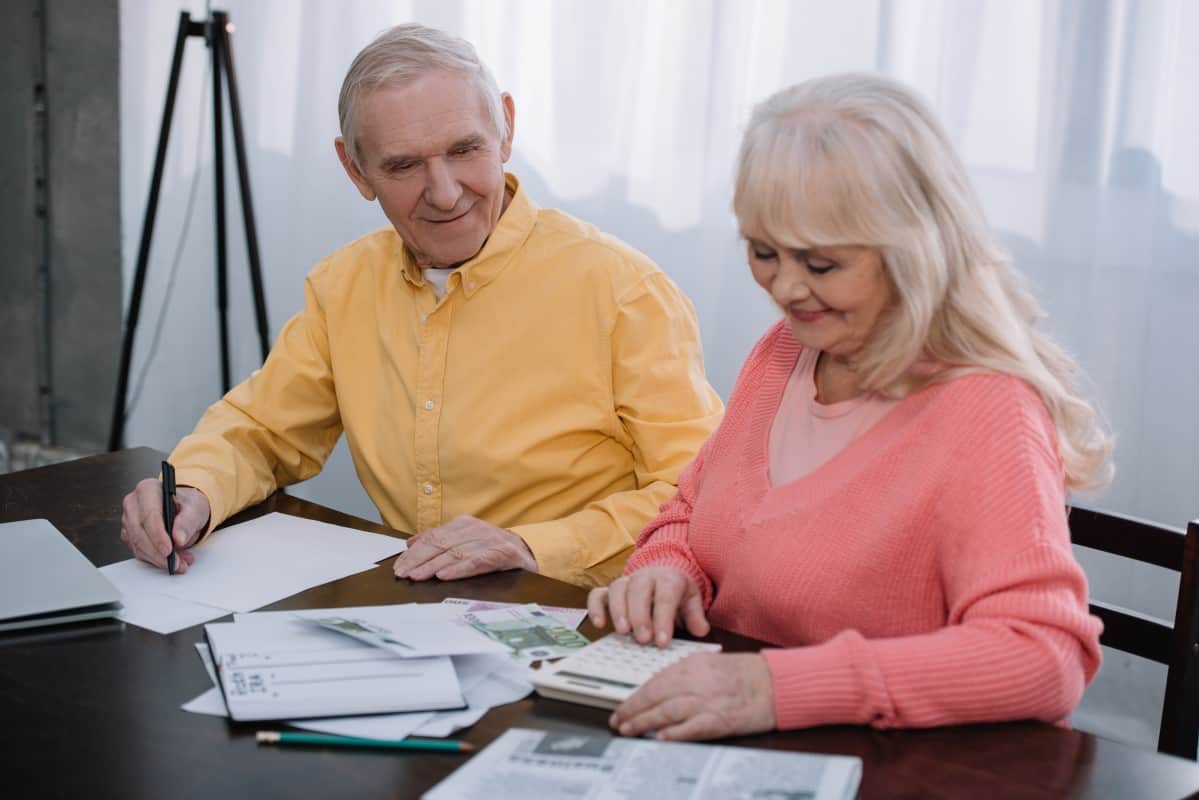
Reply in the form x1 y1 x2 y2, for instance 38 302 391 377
529 632 722 710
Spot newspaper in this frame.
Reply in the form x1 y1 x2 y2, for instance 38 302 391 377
461 604 590 662
422 728 863 800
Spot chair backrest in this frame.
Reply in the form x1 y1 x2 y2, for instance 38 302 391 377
1068 506 1199 759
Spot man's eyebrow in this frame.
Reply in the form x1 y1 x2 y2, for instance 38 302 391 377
379 153 420 171
448 133 487 150
377 134 488 171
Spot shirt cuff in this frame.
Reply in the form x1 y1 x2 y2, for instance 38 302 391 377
171 466 223 544
509 519 583 586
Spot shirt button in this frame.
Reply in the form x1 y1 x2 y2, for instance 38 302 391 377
420 314 428 323
424 400 434 410
423 483 434 495
467 281 476 290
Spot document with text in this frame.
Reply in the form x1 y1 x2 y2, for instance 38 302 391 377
423 728 862 800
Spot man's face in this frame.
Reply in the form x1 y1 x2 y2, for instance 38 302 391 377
337 71 514 268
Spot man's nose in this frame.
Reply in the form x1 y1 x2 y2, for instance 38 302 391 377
424 158 463 211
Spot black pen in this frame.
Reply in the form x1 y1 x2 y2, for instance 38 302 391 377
162 460 177 575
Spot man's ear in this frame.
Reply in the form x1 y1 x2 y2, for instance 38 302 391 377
335 137 377 201
499 93 515 163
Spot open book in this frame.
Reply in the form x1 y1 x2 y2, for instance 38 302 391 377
204 613 467 721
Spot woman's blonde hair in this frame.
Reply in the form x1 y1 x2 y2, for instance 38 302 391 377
734 73 1112 491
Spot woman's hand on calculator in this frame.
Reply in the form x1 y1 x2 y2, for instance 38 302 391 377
587 566 709 647
609 652 776 741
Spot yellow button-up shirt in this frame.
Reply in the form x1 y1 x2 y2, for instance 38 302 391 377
171 175 722 587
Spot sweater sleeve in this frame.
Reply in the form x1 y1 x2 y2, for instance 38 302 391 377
622 322 790 607
761 377 1103 730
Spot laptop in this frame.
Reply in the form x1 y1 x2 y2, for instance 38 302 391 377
0 518 122 633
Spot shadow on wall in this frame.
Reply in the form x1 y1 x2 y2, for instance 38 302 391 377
996 147 1199 752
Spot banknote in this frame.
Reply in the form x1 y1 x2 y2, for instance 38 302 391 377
461 604 590 661
441 597 588 629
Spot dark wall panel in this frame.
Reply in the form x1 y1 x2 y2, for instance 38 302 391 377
45 0 121 451
0 1 42 441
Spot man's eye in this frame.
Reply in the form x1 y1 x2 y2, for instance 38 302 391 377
389 162 417 174
450 145 480 157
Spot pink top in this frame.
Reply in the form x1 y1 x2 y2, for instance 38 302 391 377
625 321 1102 731
768 347 899 486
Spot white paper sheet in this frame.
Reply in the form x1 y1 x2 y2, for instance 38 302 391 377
183 642 533 739
181 687 227 716
205 616 462 721
113 590 229 634
101 512 405 617
238 604 509 658
414 666 533 737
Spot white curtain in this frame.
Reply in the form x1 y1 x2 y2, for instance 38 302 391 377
119 0 1199 747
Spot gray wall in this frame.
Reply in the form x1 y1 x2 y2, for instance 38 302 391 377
0 0 121 453
0 1 43 442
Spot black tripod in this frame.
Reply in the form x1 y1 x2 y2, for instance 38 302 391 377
108 10 270 451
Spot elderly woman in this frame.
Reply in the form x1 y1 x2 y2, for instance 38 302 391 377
587 73 1110 742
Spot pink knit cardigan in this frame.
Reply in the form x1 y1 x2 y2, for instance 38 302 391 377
624 321 1103 731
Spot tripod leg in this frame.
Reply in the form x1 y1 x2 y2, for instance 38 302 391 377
108 12 192 452
216 12 271 363
210 19 231 393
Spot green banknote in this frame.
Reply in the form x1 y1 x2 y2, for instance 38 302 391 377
462 604 589 661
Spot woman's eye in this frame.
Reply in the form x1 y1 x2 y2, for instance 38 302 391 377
750 248 777 261
806 260 837 275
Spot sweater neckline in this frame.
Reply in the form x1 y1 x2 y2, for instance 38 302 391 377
738 323 929 517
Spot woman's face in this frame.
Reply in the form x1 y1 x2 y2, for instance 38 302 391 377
744 232 893 359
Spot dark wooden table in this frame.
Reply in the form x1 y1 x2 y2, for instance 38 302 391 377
3 448 1199 799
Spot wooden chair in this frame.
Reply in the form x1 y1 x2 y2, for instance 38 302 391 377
1068 506 1199 759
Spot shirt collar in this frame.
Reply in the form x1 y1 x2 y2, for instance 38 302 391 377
399 173 537 299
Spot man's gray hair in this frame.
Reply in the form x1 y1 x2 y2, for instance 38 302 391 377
338 23 507 167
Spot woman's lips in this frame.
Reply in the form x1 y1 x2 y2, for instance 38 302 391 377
789 307 831 323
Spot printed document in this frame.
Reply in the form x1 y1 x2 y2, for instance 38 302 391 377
422 728 863 800
204 613 462 721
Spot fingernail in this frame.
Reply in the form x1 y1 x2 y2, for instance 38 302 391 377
638 626 650 641
656 632 668 647
619 723 632 735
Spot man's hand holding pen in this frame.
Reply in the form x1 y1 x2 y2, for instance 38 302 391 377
120 470 211 574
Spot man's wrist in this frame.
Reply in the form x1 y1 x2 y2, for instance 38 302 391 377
505 529 538 573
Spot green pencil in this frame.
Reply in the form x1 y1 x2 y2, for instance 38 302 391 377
256 730 474 753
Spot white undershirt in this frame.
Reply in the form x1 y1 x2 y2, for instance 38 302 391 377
422 266 458 300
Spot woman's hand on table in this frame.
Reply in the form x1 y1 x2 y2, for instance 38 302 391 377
587 566 710 647
609 652 776 741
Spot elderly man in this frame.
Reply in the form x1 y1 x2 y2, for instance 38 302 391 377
118 24 721 588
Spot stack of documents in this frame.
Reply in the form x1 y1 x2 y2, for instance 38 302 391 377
184 600 588 739
98 513 407 634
